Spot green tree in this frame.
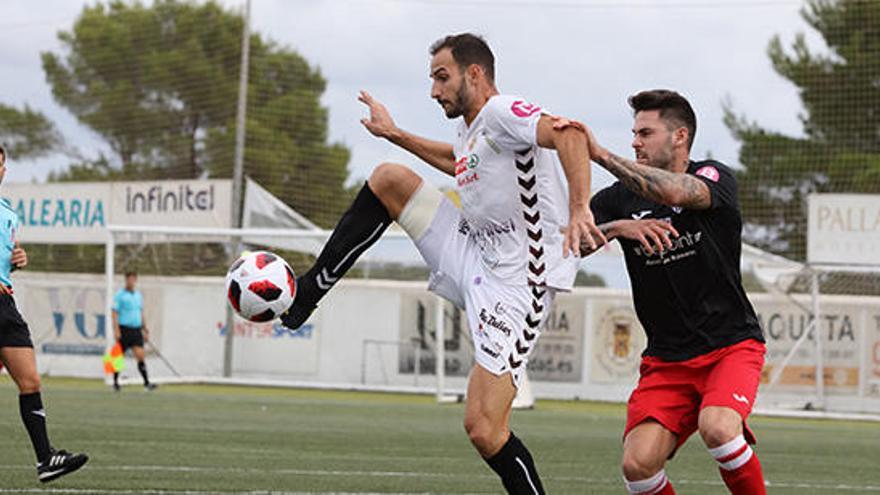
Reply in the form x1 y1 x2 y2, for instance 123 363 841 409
0 103 63 161
42 0 351 226
725 0 880 260
574 271 606 287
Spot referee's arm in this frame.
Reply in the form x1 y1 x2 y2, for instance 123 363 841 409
112 309 121 341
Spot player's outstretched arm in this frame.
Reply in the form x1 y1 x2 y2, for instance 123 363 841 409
358 90 456 176
584 129 711 209
596 149 710 209
587 219 679 255
551 119 712 209
576 222 616 257
536 116 606 257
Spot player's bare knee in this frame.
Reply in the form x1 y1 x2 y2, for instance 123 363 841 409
18 374 41 394
368 163 421 216
368 163 410 196
464 417 497 455
698 414 740 448
621 449 664 481
699 424 739 448
463 414 483 440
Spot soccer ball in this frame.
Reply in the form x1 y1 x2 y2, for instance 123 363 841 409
226 251 296 322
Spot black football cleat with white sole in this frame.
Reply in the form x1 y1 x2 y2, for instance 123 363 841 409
280 277 317 330
37 448 88 483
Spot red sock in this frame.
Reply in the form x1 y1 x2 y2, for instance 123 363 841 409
655 480 676 495
709 435 766 495
624 469 677 494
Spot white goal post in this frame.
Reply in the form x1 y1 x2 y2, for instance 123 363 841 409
102 224 467 398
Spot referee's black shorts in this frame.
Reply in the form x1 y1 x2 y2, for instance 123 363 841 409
119 325 144 351
0 294 34 349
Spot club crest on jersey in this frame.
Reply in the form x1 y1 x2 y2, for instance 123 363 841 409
511 100 541 118
695 165 720 183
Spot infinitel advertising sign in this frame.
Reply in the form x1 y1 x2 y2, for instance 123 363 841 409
2 179 232 243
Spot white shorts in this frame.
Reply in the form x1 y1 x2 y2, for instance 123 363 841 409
409 194 555 388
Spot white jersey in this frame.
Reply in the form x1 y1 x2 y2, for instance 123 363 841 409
452 94 577 290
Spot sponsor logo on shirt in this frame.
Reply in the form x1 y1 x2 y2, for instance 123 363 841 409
633 230 704 266
695 165 720 182
511 100 541 118
480 343 501 359
631 210 652 220
455 153 480 187
454 154 480 175
457 174 479 187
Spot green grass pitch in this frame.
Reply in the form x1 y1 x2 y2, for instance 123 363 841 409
0 377 878 493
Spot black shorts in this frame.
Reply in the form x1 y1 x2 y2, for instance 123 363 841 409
119 325 144 351
0 294 34 349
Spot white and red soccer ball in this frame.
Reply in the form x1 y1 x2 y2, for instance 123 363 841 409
226 251 296 322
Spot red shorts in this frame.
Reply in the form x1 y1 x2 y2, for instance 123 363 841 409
624 338 766 453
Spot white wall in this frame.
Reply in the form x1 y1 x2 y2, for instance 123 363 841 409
12 272 880 413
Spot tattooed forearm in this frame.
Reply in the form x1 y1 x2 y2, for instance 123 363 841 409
596 152 711 209
578 221 618 257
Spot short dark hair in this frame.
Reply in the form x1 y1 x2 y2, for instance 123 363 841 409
0 144 6 164
430 33 495 82
628 90 697 150
125 270 138 278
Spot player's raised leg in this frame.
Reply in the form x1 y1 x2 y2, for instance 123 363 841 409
1 346 89 483
282 163 422 329
621 421 678 495
465 365 544 495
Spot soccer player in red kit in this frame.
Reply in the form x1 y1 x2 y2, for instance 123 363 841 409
572 90 767 494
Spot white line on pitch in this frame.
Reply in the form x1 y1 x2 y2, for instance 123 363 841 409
0 465 878 492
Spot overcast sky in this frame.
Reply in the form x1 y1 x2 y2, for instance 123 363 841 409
0 0 822 287
1 0 821 190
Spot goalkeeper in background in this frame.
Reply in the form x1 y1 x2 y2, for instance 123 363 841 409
0 144 89 482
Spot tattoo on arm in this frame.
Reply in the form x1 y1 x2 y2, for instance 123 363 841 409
579 221 617 257
597 152 711 209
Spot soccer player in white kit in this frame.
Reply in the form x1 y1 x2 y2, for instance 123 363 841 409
282 33 603 493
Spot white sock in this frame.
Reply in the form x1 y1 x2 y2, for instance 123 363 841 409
708 434 753 471
624 469 669 494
